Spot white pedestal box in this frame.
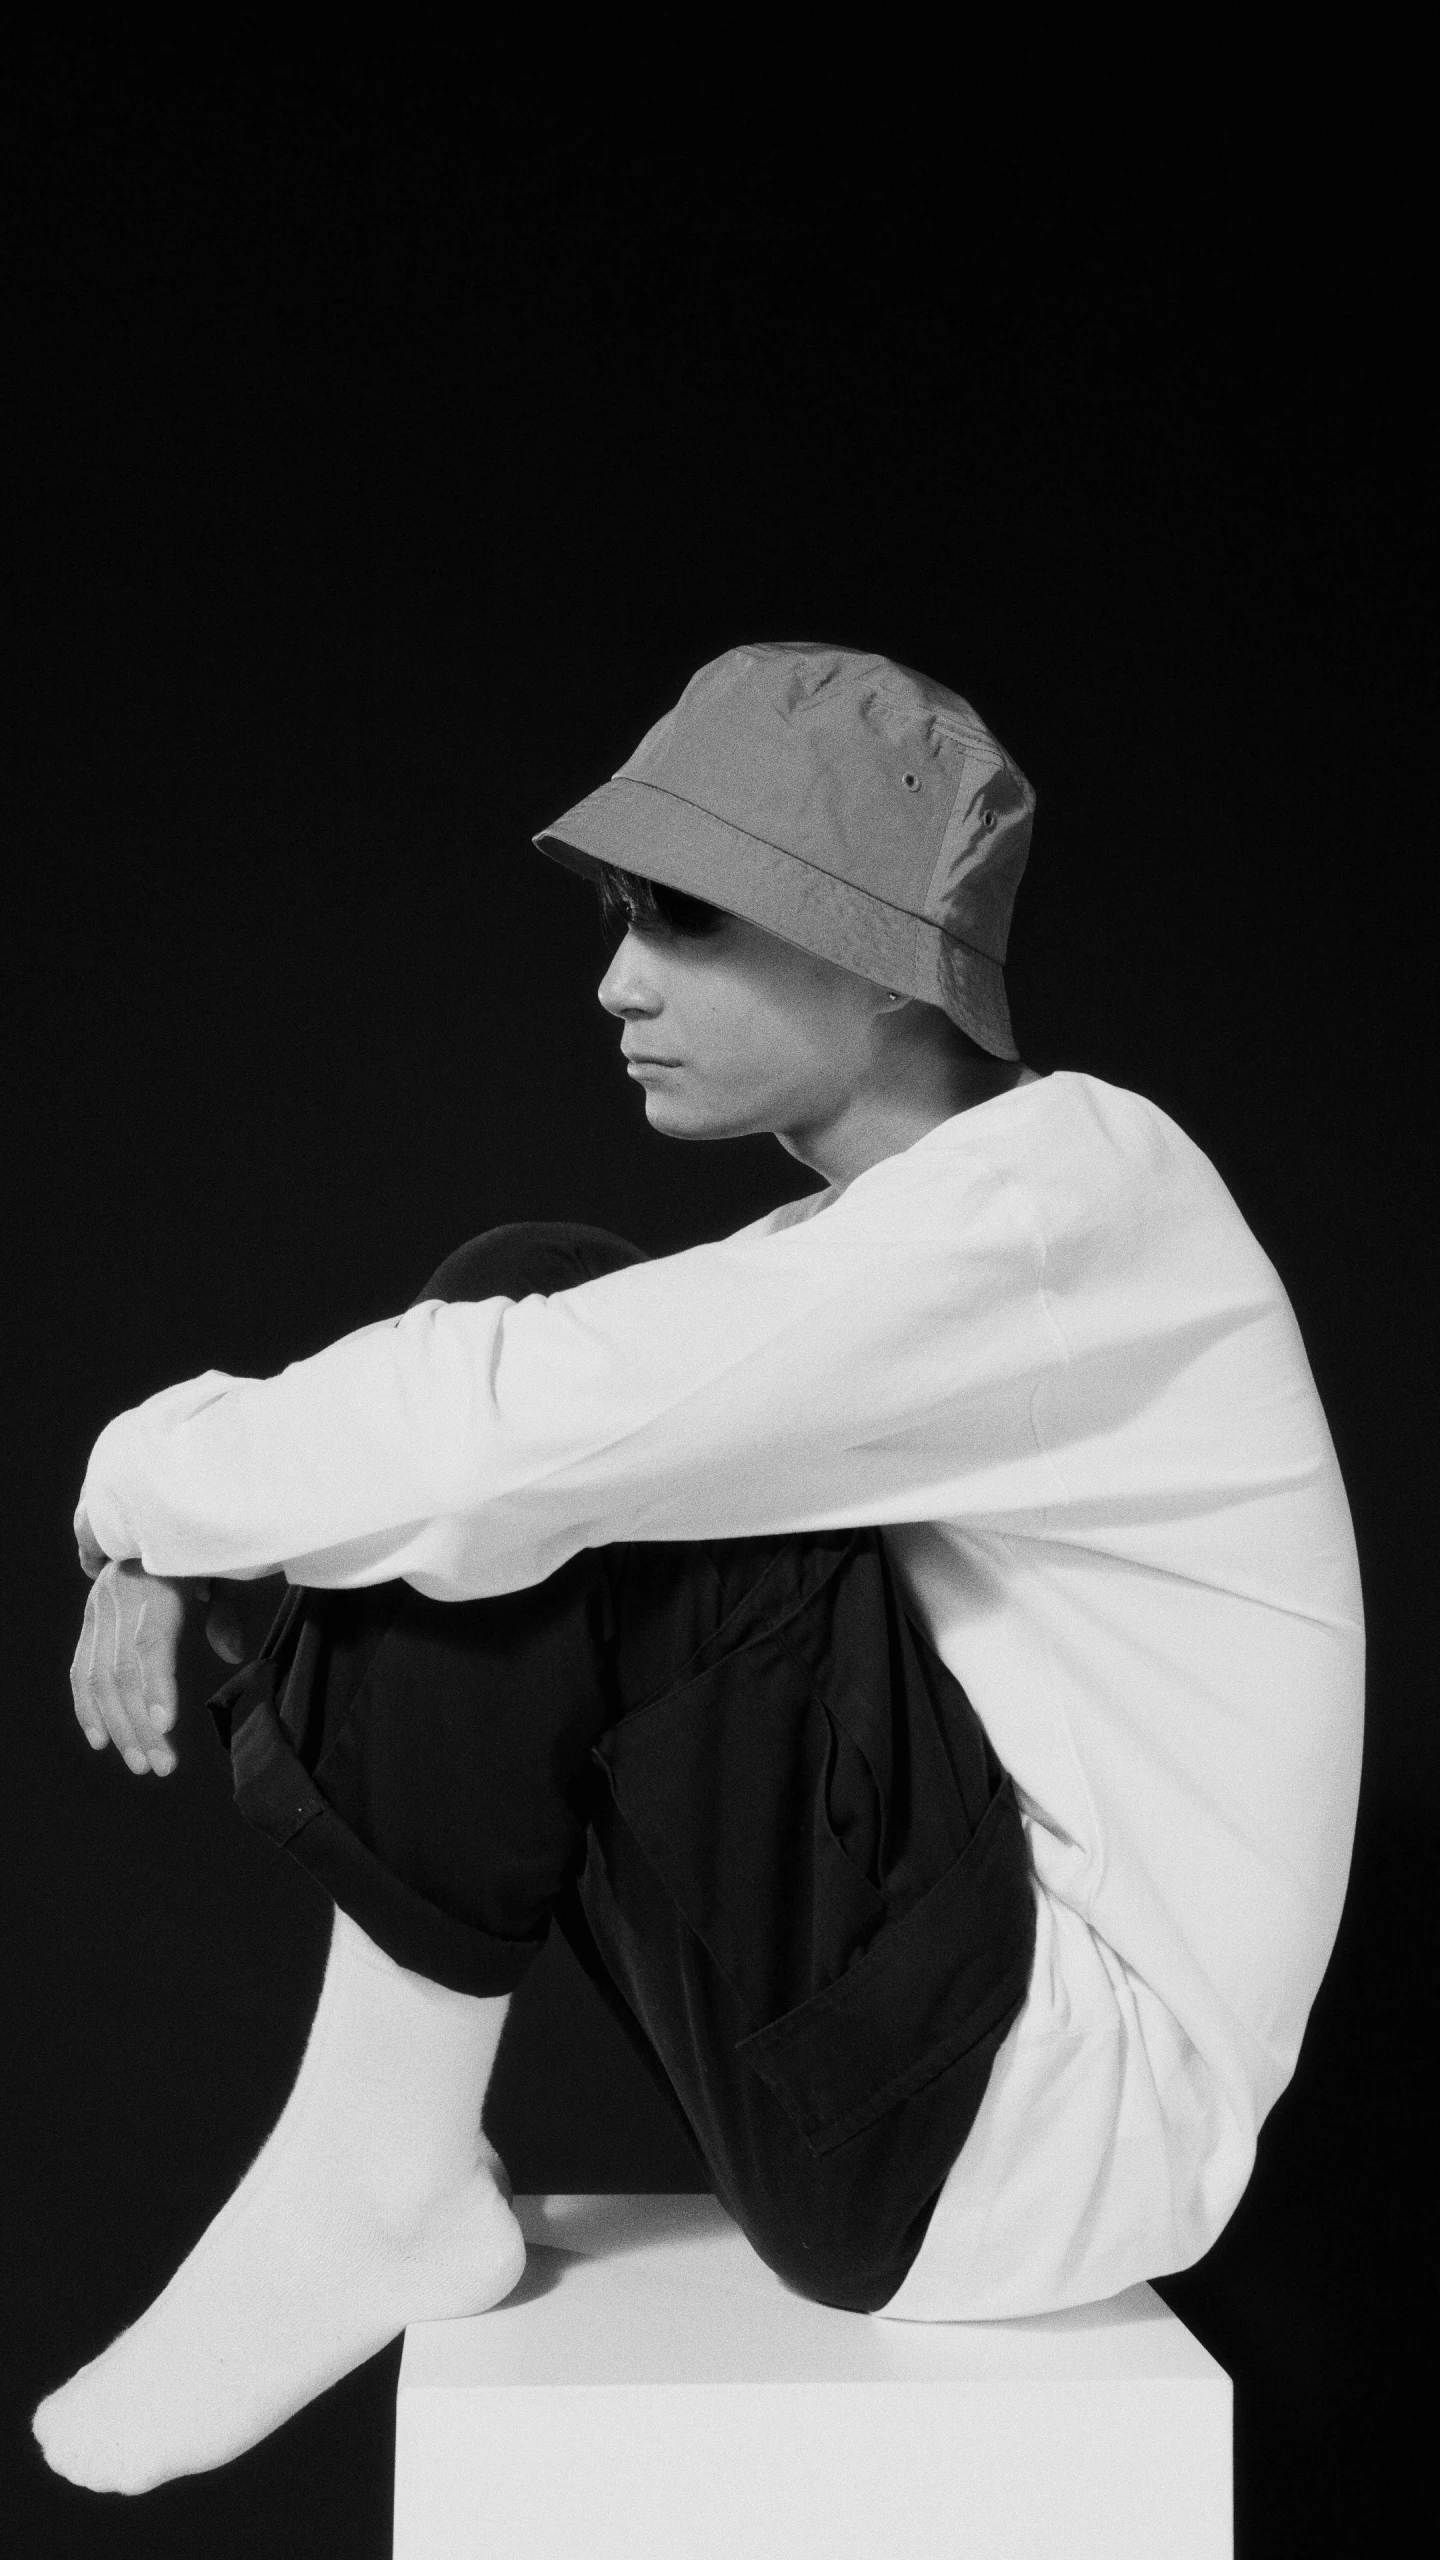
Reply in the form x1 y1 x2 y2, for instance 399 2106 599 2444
395 2192 1231 2560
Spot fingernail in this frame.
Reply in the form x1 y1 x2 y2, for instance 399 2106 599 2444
124 1749 147 1774
150 1750 175 1776
147 1706 171 1735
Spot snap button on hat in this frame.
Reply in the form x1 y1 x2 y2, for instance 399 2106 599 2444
533 642 1035 1059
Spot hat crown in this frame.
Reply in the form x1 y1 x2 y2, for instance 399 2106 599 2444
617 642 1033 968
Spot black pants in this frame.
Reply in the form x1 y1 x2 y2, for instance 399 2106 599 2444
207 1221 1036 2315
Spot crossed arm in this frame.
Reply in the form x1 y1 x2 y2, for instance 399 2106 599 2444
66 1165 1049 1775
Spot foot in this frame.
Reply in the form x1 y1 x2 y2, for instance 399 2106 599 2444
34 1910 523 2495
33 2148 525 2495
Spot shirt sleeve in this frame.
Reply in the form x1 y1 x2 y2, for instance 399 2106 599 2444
78 1148 1062 1597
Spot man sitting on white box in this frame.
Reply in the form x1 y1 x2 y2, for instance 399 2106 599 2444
36 644 1363 2495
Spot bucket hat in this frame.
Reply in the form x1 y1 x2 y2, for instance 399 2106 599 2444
532 642 1034 1059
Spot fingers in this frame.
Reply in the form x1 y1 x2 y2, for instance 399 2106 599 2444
97 1572 171 1774
69 1585 111 1755
70 1564 185 1777
71 1576 151 1770
132 1576 182 1743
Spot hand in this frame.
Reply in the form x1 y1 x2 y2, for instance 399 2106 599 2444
70 1563 250 1777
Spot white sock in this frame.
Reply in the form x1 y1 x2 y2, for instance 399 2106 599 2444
33 1910 526 2495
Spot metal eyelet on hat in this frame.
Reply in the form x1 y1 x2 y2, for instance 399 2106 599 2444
901 771 921 791
982 807 998 829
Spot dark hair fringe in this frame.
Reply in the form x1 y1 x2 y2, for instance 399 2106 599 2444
592 859 994 1059
593 862 728 940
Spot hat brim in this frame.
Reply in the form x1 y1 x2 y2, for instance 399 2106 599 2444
533 776 1018 1060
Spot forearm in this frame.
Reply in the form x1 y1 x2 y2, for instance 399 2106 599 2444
77 1311 496 1587
77 1202 1054 1598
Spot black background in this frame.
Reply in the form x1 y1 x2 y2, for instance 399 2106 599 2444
2 31 1431 2558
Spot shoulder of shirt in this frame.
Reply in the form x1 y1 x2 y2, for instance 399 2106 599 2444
727 1072 1219 1246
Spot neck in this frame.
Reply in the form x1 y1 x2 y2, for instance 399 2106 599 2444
777 1056 1039 1197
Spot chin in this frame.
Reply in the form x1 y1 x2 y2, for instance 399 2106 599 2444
644 1097 706 1137
643 1092 734 1142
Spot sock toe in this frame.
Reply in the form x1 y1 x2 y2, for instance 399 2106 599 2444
34 2375 134 2496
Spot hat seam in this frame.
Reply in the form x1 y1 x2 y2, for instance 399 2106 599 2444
611 775 1000 964
924 732 998 933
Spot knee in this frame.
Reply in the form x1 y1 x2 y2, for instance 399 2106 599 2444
413 1221 650 1308
738 2209 901 2317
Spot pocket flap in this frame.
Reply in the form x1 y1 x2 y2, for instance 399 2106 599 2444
735 1776 1035 2157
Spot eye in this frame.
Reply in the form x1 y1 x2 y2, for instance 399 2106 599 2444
901 771 921 792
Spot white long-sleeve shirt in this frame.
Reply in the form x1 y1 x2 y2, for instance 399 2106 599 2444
80 1071 1364 2319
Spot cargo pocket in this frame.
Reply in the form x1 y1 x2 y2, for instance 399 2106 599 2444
590 1520 1036 2156
736 1775 1035 2157
591 1596 890 2035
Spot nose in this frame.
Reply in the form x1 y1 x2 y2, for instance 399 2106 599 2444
597 927 662 1024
